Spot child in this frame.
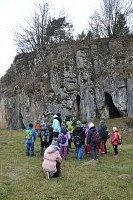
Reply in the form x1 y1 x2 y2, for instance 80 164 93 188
38 122 49 156
73 121 86 160
42 139 62 179
25 123 37 156
65 116 74 149
59 126 70 160
34 120 41 135
111 127 121 157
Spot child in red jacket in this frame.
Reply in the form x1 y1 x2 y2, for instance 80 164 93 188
111 127 121 156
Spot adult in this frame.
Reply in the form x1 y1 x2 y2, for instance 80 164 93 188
52 115 61 138
98 120 109 154
73 121 86 160
87 122 100 160
56 113 62 126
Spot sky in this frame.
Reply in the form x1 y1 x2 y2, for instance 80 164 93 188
0 0 101 78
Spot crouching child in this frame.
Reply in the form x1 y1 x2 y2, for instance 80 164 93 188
42 140 62 179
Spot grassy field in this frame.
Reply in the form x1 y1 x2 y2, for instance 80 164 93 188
0 117 133 200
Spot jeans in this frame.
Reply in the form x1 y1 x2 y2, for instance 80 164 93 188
26 142 34 156
76 145 84 160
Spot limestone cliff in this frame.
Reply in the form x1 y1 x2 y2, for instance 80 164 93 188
0 37 133 129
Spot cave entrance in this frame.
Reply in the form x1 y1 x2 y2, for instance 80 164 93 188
76 94 80 118
19 111 25 129
104 92 121 118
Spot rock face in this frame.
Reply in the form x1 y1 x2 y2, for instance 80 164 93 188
0 37 133 129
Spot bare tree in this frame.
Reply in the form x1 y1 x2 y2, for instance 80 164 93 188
89 0 133 38
14 1 74 53
14 1 50 53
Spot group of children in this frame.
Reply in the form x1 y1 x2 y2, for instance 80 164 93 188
24 114 122 179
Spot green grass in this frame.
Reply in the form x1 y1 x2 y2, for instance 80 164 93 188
0 117 133 200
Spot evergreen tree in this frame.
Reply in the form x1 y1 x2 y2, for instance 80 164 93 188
46 17 73 43
113 13 130 37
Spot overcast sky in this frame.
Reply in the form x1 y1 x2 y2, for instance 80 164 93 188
0 0 101 78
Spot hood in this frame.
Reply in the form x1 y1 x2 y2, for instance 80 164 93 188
113 127 118 132
51 139 58 146
45 145 59 154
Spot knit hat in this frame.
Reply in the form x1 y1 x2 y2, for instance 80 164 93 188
53 115 58 118
113 127 118 132
89 122 95 129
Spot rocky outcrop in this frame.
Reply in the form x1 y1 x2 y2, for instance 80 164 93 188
0 37 133 129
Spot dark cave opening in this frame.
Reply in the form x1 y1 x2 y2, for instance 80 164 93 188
76 94 80 114
104 92 121 118
19 111 25 129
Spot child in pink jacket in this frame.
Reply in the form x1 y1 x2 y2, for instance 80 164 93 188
42 140 62 179
111 127 121 156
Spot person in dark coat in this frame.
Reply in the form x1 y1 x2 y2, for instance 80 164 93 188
98 120 109 154
73 121 86 160
87 122 100 160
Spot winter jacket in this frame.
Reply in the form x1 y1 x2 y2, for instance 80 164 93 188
34 122 41 131
25 128 36 144
98 124 108 140
52 117 61 134
59 133 70 147
111 131 119 145
42 145 62 173
87 127 99 145
73 126 85 147
66 120 74 132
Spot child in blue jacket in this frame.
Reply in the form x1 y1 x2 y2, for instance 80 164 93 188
25 123 37 156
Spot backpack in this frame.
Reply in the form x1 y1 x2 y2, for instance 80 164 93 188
59 134 67 144
73 135 81 147
25 130 32 140
118 133 122 145
91 129 100 144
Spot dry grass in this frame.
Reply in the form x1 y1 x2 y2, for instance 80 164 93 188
0 117 133 200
